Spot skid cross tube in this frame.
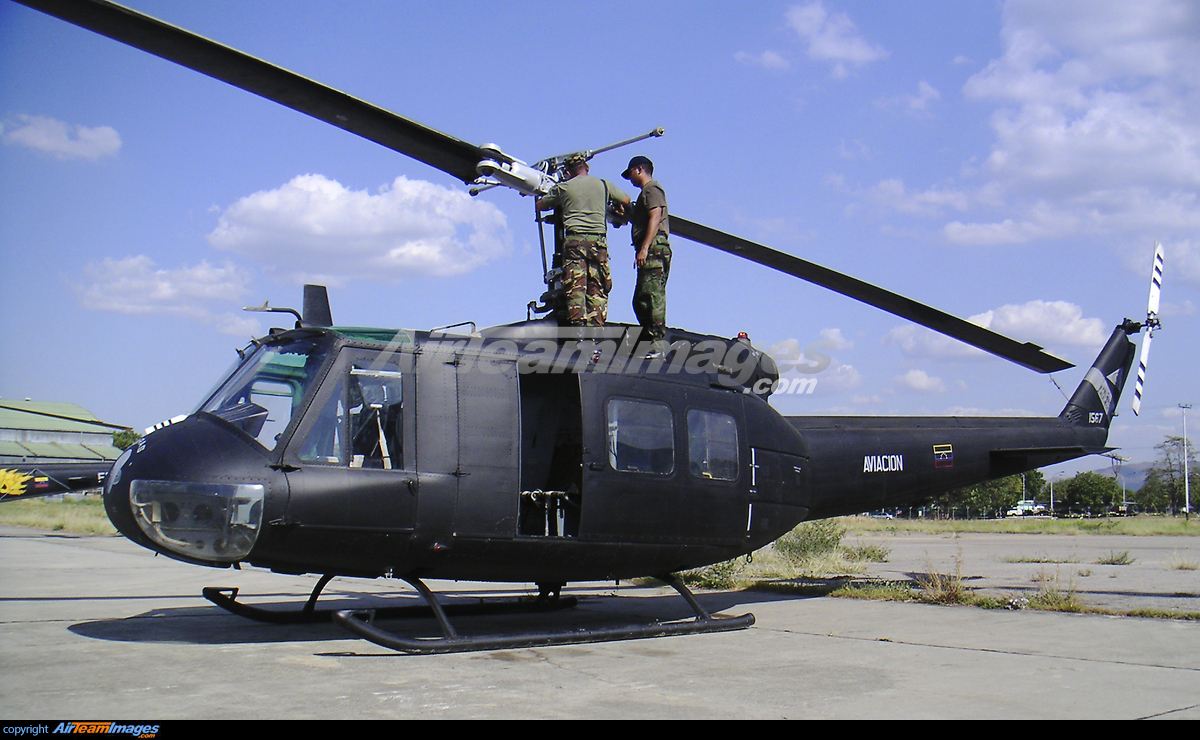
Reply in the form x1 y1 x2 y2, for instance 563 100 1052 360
332 574 755 655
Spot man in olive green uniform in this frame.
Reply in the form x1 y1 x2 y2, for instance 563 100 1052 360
537 155 630 327
623 156 670 342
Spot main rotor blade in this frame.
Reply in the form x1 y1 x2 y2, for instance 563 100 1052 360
672 217 1074 374
16 0 489 183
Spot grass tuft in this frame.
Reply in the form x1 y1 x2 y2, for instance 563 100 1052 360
843 542 891 563
841 514 1199 537
1095 550 1135 565
773 520 845 563
1166 553 1199 571
1028 573 1086 612
678 558 746 589
1003 555 1078 564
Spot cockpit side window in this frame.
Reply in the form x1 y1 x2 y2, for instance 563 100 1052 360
297 379 346 465
348 367 403 469
295 353 405 470
200 337 332 451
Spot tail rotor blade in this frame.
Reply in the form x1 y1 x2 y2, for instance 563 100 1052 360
1132 330 1153 416
1147 241 1164 317
1132 242 1165 417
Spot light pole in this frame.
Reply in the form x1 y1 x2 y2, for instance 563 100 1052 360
1181 404 1192 520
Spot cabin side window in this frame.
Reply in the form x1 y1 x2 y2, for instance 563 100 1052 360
606 399 674 475
296 358 404 469
687 409 739 481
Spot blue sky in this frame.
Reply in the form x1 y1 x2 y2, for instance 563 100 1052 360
1 1 1197 476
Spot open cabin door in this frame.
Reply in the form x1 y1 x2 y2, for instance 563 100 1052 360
517 373 583 538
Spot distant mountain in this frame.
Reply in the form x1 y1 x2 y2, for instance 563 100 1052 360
1081 461 1156 491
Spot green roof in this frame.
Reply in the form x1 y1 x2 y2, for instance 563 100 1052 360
0 400 128 433
0 440 121 461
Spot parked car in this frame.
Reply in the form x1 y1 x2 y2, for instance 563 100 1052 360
1006 500 1047 517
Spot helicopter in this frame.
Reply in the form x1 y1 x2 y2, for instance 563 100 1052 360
5 0 1166 653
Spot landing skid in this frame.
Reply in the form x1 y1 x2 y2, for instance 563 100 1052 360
202 575 577 626
333 573 755 655
205 574 754 653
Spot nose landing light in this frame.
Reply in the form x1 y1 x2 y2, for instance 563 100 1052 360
129 480 265 562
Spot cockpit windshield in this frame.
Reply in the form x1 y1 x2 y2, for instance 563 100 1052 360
198 337 332 451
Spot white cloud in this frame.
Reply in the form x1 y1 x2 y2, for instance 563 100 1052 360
77 256 260 336
208 174 511 287
974 300 1108 347
837 139 870 159
1159 299 1195 317
734 50 790 71
893 369 947 394
785 2 887 78
843 1 1200 271
869 178 970 217
2 114 120 160
943 406 1038 417
815 362 863 394
942 217 1049 245
877 81 942 114
819 327 854 350
946 1 1200 249
884 299 1106 361
1123 239 1200 287
883 324 986 361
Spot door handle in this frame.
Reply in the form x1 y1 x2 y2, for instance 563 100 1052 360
588 462 604 471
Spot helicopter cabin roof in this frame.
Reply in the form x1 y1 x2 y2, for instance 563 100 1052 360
279 319 777 397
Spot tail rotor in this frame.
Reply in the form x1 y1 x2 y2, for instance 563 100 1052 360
1132 242 1165 416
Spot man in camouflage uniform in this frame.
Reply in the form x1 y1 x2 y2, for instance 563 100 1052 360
537 155 630 327
623 156 670 342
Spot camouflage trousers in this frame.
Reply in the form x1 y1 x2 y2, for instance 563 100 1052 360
633 236 671 341
562 236 612 327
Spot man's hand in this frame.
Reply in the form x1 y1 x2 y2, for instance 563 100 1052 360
635 247 649 268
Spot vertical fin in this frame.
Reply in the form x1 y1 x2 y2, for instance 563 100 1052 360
1060 322 1137 427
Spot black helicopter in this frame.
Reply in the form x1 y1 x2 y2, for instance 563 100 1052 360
6 0 1165 653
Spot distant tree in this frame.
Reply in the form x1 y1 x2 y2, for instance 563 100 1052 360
1135 435 1198 515
1060 471 1121 515
112 429 140 450
1023 469 1046 501
929 471 1046 519
1134 469 1174 513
